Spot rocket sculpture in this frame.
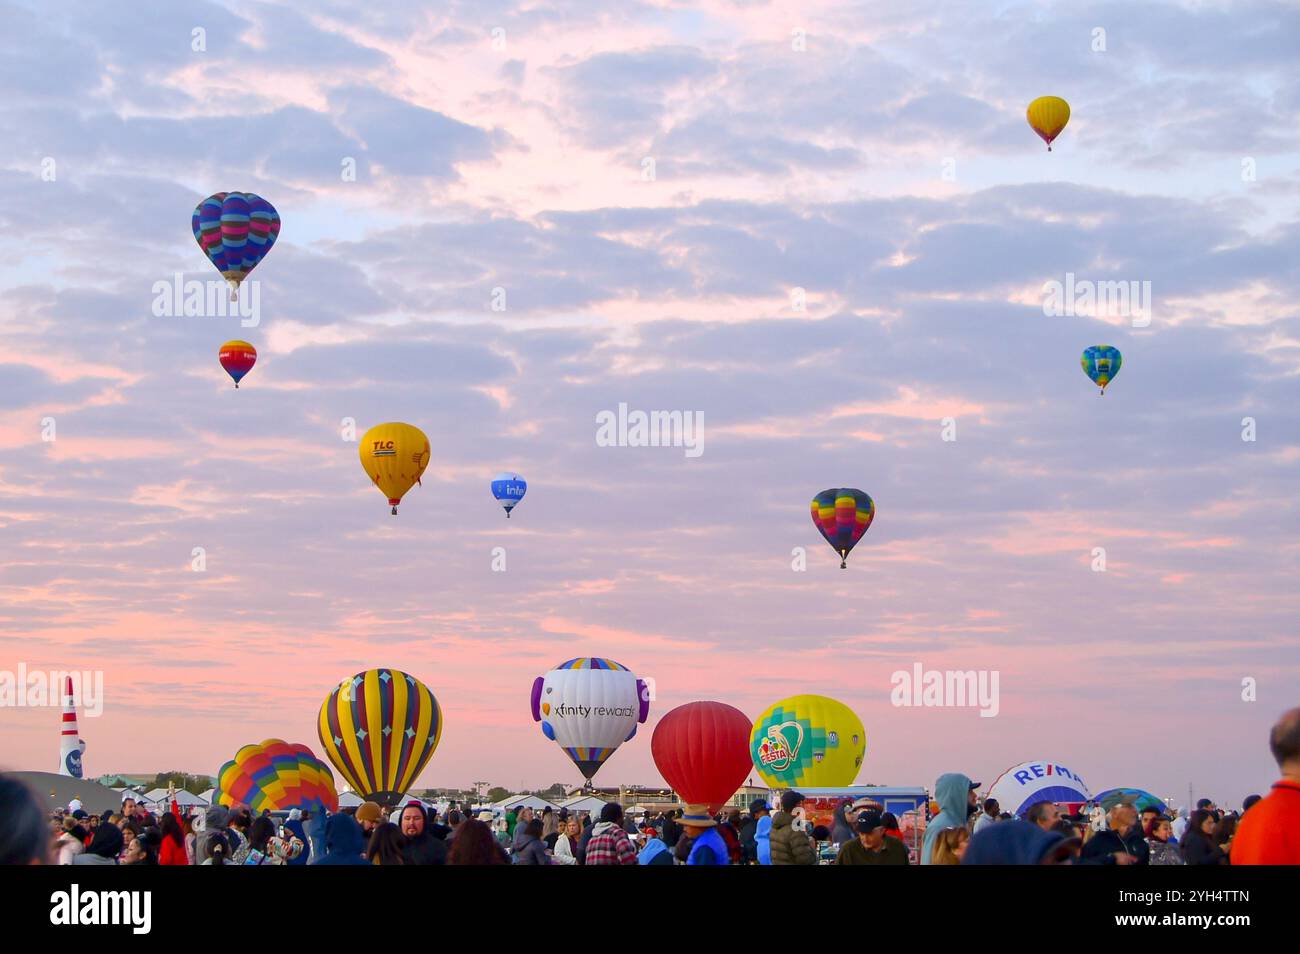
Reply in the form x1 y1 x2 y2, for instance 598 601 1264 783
59 676 86 778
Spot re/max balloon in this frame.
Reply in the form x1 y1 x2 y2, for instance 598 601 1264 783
214 739 338 814
811 488 875 568
359 423 430 514
750 694 866 789
652 701 753 813
987 761 1093 817
317 669 443 808
491 472 527 517
218 339 256 388
1027 96 1070 151
192 192 280 297
530 658 649 782
1081 345 1122 395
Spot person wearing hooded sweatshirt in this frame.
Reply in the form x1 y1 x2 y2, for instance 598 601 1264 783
584 803 637 865
73 823 124 865
283 809 311 866
512 818 550 864
962 819 1080 865
398 803 448 865
830 800 855 846
511 806 537 854
314 813 369 865
637 832 674 865
193 805 232 866
769 791 816 865
921 773 978 865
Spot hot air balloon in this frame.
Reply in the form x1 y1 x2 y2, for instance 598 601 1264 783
1094 787 1167 814
1081 345 1122 395
652 701 752 813
1027 96 1070 151
530 657 649 786
750 694 865 789
218 339 256 388
215 739 339 813
317 669 443 808
192 192 281 298
811 488 875 568
987 760 1093 817
359 423 430 514
491 472 527 518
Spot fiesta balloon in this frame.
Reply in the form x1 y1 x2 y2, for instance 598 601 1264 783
359 423 430 514
652 701 753 813
1081 345 1122 395
987 761 1093 817
192 192 280 297
317 669 443 808
1027 96 1070 151
530 658 649 782
491 472 527 518
214 739 338 814
218 339 256 388
1094 787 1167 813
750 695 866 789
811 488 875 568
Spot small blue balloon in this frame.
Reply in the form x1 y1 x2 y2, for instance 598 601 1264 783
491 472 527 517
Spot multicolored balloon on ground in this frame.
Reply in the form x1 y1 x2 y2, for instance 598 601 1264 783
317 669 443 808
1081 345 1122 394
359 423 430 514
1027 96 1070 151
214 739 338 813
987 760 1092 816
491 472 527 518
1094 787 1166 813
192 192 280 297
652 701 753 813
750 694 865 789
218 339 256 388
530 657 649 783
811 488 875 568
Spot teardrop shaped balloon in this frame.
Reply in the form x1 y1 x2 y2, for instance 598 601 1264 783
1027 96 1070 151
529 657 650 783
192 192 280 297
215 739 338 813
652 701 753 813
810 488 874 568
359 423 430 515
491 472 527 518
218 339 256 388
1081 345 1122 395
317 669 443 808
750 694 865 789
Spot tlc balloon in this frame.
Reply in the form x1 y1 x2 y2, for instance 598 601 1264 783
750 694 866 789
1027 96 1070 151
317 669 443 808
652 701 753 813
1081 345 1122 395
811 488 875 568
359 423 430 514
987 761 1092 817
491 472 527 517
530 658 649 783
192 192 280 298
218 339 256 388
215 739 339 813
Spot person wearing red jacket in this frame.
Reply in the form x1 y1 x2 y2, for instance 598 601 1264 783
1232 707 1300 865
158 800 188 866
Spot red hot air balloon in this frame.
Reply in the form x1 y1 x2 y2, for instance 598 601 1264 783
651 701 753 813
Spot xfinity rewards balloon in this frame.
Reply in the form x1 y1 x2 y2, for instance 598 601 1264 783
192 192 280 297
359 423 430 514
652 701 753 813
987 760 1093 817
215 739 338 814
531 658 650 782
750 694 865 789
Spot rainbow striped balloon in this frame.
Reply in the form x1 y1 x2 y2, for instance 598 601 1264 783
192 192 280 294
811 488 875 568
215 739 338 813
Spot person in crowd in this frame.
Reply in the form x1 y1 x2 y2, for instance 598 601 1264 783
449 819 510 865
1242 794 1262 814
973 798 1001 834
717 809 743 864
1080 796 1149 865
0 775 51 865
1233 706 1300 864
830 800 855 845
770 790 816 865
740 798 768 863
201 831 232 865
55 817 87 865
756 802 773 865
880 812 905 844
512 817 551 864
541 808 560 851
283 809 311 865
1171 807 1190 842
637 826 674 865
963 819 1081 864
355 802 384 841
399 802 448 865
123 830 160 865
921 773 979 865
505 808 519 838
1026 801 1060 831
1179 809 1226 865
158 809 187 866
366 822 406 865
1212 814 1238 862
426 807 451 841
1145 815 1184 865
553 816 582 865
511 806 537 853
238 816 304 865
73 823 123 865
585 803 637 865
1139 804 1163 834
930 826 970 865
492 815 513 853
677 805 729 865
835 810 909 865
314 813 369 866
659 809 681 849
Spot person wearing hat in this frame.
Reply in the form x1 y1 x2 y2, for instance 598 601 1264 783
679 805 729 865
739 798 767 863
355 801 384 838
1079 793 1148 865
834 810 909 865
962 819 1081 865
769 791 816 865
920 774 979 865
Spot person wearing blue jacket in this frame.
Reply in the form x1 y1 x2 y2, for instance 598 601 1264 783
756 811 773 865
283 809 310 866
962 819 1080 865
921 773 979 865
314 813 369 865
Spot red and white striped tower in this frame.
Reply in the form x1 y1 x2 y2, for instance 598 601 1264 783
59 676 86 778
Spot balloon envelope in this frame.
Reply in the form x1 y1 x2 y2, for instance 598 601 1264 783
215 739 338 813
987 760 1093 817
811 488 875 568
218 339 256 387
1027 96 1070 150
1081 345 1122 392
530 657 649 781
317 669 443 808
750 694 865 788
1094 787 1167 813
192 192 280 288
491 472 527 516
652 701 752 813
359 423 430 513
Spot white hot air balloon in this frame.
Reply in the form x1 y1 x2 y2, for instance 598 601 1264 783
529 657 649 785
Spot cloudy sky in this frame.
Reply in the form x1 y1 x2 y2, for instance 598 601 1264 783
2 0 1297 808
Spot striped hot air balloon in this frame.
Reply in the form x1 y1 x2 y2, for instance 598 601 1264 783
317 669 443 808
192 192 280 298
810 488 875 568
218 339 256 388
215 739 338 814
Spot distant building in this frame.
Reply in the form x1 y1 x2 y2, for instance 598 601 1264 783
563 783 772 813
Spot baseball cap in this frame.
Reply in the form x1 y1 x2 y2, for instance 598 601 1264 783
855 810 884 834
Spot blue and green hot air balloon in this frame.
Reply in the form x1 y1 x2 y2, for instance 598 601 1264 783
491 472 527 518
1081 345 1122 395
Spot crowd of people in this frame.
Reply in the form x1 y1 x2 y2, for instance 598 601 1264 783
3 706 1296 866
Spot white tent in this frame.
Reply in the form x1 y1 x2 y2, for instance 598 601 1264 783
337 791 364 809
141 788 206 808
197 789 215 805
561 795 610 815
493 794 560 813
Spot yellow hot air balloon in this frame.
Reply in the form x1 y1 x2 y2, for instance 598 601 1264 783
1027 96 1070 151
359 423 430 515
750 694 866 788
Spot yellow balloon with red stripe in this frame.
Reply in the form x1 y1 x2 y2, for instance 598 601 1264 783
1027 96 1070 151
359 422 430 515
